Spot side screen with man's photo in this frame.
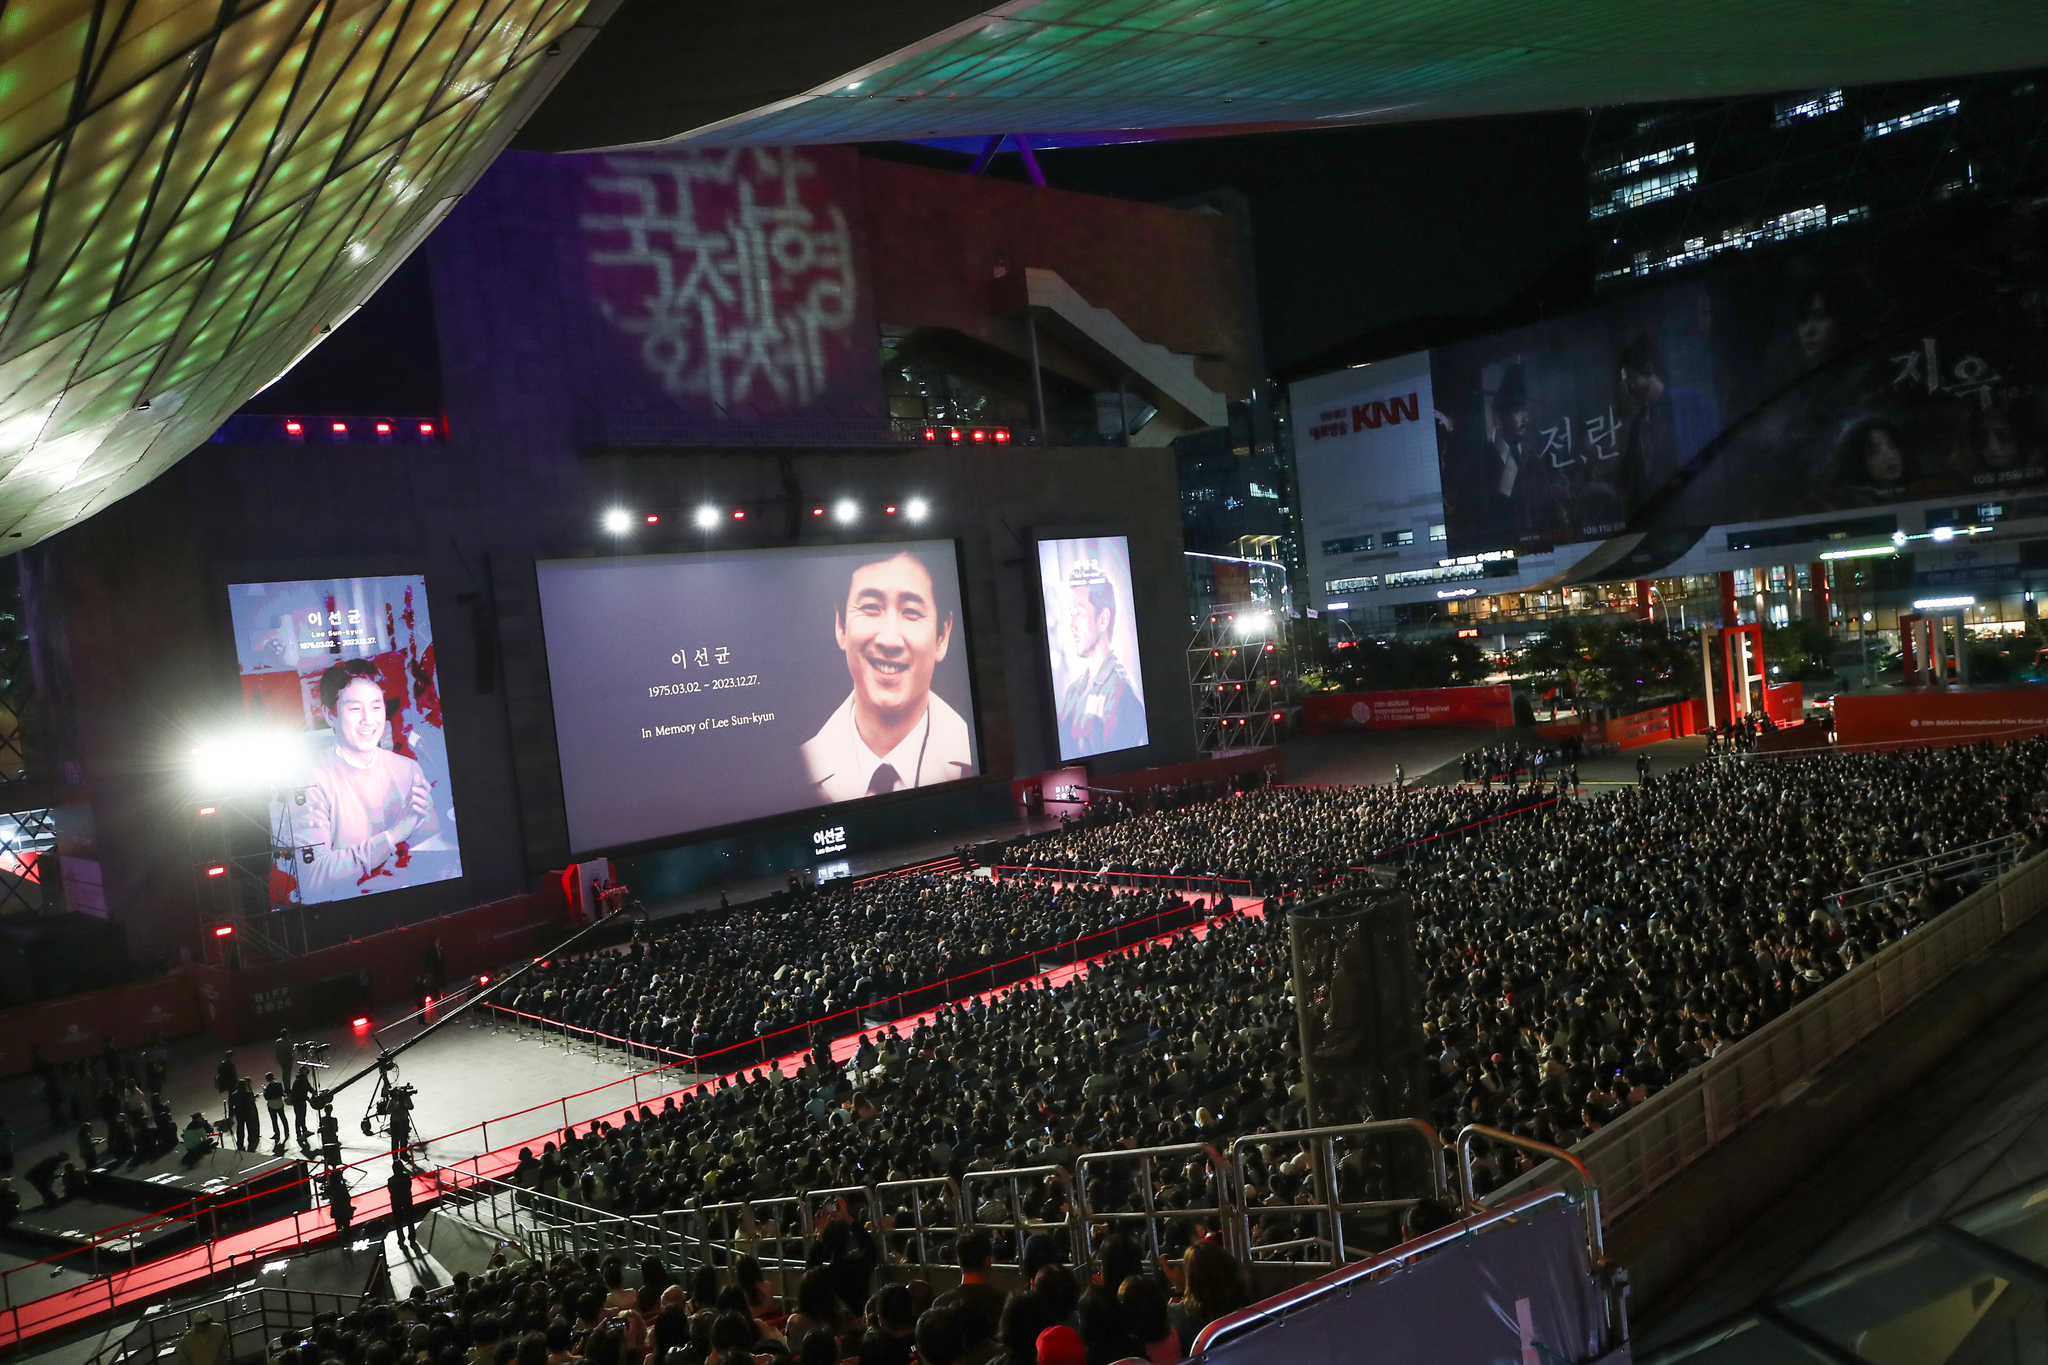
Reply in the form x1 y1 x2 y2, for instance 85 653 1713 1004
228 576 463 904
1038 536 1150 762
536 541 980 854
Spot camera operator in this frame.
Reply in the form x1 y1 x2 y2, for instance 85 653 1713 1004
386 1081 414 1158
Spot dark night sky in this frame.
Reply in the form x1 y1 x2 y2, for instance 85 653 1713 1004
268 111 1598 413
868 109 1595 377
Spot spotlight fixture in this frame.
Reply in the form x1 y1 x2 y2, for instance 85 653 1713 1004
905 498 929 522
644 513 659 525
694 506 718 529
812 507 825 517
834 499 858 524
418 422 435 435
602 508 632 535
284 420 303 436
885 505 898 516
733 509 746 519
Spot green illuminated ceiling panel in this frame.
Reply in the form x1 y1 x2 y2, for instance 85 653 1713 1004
0 0 599 548
645 0 2048 147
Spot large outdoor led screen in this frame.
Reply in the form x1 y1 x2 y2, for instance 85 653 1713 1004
1038 536 1149 762
537 541 980 852
228 576 463 903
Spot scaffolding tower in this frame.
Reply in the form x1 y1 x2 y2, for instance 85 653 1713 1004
1188 601 1296 754
191 781 317 962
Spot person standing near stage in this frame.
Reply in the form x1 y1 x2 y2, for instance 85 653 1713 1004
263 1073 288 1147
230 1078 261 1151
289 1068 315 1145
274 1031 295 1090
324 1165 353 1238
386 1161 420 1251
386 1083 413 1160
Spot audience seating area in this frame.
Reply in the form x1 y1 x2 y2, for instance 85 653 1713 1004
418 737 2048 1363
22 737 2048 1365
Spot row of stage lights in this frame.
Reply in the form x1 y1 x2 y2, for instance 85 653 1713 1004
921 425 1010 446
279 418 440 440
602 498 931 536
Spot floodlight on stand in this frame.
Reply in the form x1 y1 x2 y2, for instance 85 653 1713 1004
834 500 859 524
694 506 718 529
905 497 929 522
602 508 632 535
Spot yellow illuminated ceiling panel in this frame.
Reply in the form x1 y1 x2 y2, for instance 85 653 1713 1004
0 0 596 548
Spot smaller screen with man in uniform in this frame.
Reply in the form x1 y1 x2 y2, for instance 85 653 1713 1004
1038 536 1149 762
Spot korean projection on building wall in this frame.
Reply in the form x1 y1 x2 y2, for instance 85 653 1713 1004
228 576 461 904
577 147 871 416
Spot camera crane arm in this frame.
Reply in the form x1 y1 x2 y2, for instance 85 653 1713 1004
320 907 642 1104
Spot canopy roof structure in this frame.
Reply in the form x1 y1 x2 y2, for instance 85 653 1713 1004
520 0 2048 152
0 0 607 549
6 0 2048 548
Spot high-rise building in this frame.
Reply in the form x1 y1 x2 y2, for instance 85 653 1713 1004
1589 69 2048 288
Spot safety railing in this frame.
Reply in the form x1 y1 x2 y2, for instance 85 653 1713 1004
1186 1185 1605 1359
1835 831 2023 911
990 866 1258 898
0 1049 703 1347
1229 1120 1449 1268
872 1177 962 1269
1076 1144 1237 1264
1500 847 2048 1224
85 1284 374 1365
682 1197 810 1300
960 1165 1084 1269
1455 1124 1602 1258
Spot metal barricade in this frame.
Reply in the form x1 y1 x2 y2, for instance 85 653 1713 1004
872 1176 964 1269
1229 1120 1449 1268
1075 1143 1236 1264
800 1183 893 1287
1455 1124 1602 1257
86 1285 373 1365
959 1166 1084 1269
681 1197 810 1301
1836 832 2022 911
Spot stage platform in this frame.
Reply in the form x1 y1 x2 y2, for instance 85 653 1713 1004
5 1200 194 1259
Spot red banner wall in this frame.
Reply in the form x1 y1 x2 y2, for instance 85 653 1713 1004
0 974 205 1078
1300 686 1514 734
1834 686 2048 748
1608 707 1675 750
1764 681 1805 726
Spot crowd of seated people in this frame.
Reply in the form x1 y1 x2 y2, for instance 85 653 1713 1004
501 880 1197 1062
1012 784 1547 889
1416 736 2048 1166
487 738 2048 1255
255 1217 1256 1365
